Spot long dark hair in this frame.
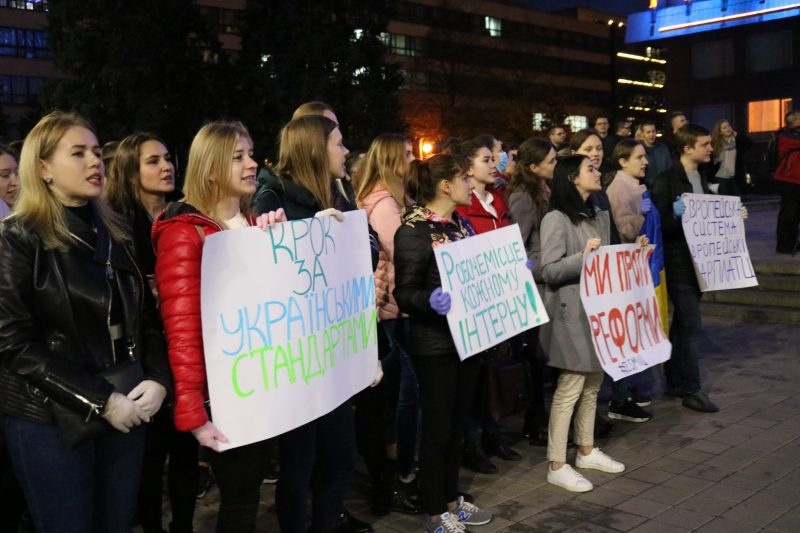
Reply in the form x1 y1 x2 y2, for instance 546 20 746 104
405 153 467 205
549 155 595 224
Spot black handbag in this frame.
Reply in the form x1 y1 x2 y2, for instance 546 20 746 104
482 342 530 423
50 360 144 449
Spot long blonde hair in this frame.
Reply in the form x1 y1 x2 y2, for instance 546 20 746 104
14 111 129 251
274 115 337 209
182 121 252 224
356 133 409 207
710 119 732 157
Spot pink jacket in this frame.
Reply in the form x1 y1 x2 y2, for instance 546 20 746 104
606 170 646 243
360 183 405 320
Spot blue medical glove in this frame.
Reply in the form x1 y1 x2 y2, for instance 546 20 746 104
672 196 685 219
640 197 653 215
525 259 535 271
429 288 451 315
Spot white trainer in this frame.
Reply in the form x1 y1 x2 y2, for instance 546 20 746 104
547 463 594 492
576 448 625 473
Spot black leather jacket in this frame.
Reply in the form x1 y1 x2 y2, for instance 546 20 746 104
0 207 171 424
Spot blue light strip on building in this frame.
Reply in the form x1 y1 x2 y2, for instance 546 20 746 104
626 0 800 43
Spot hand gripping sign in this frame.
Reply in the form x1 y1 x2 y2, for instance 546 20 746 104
434 224 549 360
680 193 758 292
200 211 378 450
579 244 671 381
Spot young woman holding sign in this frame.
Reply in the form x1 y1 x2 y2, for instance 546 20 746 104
539 155 645 493
394 154 494 533
152 121 285 532
262 115 379 533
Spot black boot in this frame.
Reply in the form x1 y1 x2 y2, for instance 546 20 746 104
334 511 373 533
462 442 498 474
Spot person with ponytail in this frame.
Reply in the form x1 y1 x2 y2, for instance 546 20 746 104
505 136 557 445
394 154 493 532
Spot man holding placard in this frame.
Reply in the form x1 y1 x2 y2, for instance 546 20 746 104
652 124 746 413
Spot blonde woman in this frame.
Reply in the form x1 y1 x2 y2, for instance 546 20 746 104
0 112 170 532
152 121 284 532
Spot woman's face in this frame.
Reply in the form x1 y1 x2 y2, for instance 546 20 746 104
138 140 175 197
469 146 497 185
531 148 557 180
398 141 415 178
720 121 734 137
445 171 473 206
327 127 349 179
620 145 648 180
225 136 258 199
573 158 602 198
42 126 104 207
0 153 20 208
575 134 603 170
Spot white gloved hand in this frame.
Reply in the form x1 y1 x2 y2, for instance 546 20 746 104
128 380 167 418
370 360 384 388
255 208 287 230
708 183 720 194
102 392 150 433
739 205 749 220
314 208 344 221
191 421 229 452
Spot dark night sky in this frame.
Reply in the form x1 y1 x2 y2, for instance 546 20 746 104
515 0 647 15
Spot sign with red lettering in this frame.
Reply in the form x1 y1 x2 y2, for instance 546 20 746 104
680 193 758 292
579 244 671 381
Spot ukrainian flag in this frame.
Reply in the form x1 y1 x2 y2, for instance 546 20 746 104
641 191 669 335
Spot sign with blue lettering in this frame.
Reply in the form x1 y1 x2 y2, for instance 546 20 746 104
680 193 758 292
200 211 378 450
433 224 549 360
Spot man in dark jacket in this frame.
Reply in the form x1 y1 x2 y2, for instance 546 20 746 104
651 124 719 413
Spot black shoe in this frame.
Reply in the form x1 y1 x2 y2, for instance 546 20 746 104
371 490 424 516
196 465 213 499
608 399 652 423
462 446 498 474
630 387 652 407
594 417 615 439
683 390 719 413
335 511 373 533
484 439 522 461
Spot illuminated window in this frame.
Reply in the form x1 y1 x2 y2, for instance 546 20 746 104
381 33 420 57
485 17 502 37
532 113 545 130
566 115 588 130
748 98 793 133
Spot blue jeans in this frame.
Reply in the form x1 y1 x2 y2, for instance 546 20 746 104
276 401 357 532
3 416 145 533
664 274 703 394
383 318 419 477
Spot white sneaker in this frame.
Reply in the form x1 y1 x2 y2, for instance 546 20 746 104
576 448 625 473
547 464 594 492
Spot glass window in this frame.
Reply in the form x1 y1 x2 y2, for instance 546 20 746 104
748 98 793 133
566 115 588 130
747 31 792 73
691 39 734 80
484 17 501 38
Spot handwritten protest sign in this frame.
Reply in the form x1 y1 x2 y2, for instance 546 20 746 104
680 193 758 292
580 244 671 381
201 211 378 450
434 224 549 360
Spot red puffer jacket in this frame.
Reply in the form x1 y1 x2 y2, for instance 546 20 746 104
151 202 251 432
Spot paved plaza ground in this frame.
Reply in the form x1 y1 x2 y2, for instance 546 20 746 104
187 205 800 532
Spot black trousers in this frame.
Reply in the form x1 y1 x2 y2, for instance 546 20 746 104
209 438 272 533
413 353 481 516
138 410 199 533
776 180 800 252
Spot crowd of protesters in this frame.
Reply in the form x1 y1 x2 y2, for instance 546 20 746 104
0 103 794 533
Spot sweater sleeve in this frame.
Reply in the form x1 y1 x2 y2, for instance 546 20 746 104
369 196 402 263
507 191 535 257
154 223 208 432
607 181 644 243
